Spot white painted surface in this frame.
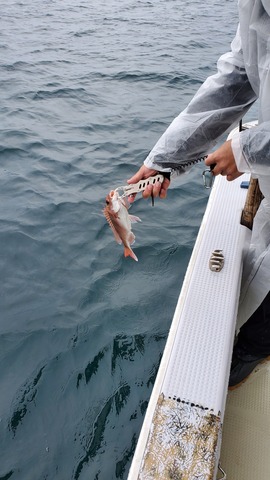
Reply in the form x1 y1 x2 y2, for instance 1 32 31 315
128 173 251 479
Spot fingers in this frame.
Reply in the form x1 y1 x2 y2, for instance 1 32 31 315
225 171 243 182
127 165 158 202
204 140 242 182
127 165 170 201
127 165 158 185
209 161 241 180
206 161 242 182
159 177 170 198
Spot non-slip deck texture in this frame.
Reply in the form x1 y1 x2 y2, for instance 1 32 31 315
128 174 250 480
162 174 249 414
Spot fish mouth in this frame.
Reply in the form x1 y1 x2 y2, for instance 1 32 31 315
105 190 114 200
110 189 120 200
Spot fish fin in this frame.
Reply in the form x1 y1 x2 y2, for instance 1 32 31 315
128 232 135 245
129 214 141 223
124 246 138 262
103 209 122 245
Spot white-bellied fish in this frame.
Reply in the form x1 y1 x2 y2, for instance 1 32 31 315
103 190 141 261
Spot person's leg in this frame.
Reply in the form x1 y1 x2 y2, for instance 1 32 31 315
237 290 270 356
229 291 270 388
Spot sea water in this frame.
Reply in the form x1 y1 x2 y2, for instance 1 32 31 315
0 1 239 478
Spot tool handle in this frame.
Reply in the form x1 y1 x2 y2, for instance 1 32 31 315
124 173 165 196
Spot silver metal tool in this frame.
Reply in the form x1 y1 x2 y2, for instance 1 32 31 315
115 174 165 198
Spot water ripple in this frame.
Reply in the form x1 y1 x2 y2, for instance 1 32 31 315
0 0 239 478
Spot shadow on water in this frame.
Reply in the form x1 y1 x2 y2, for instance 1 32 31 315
73 333 165 480
9 366 46 435
3 321 167 479
0 473 14 480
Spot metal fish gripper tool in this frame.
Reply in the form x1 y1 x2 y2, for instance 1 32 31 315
115 172 170 206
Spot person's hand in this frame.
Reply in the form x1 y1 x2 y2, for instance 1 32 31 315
127 165 170 202
205 140 243 182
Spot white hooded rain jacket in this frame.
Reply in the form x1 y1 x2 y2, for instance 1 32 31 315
144 0 270 327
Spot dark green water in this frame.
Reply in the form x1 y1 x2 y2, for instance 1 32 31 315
0 1 238 478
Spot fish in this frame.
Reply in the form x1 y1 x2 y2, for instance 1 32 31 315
103 190 141 261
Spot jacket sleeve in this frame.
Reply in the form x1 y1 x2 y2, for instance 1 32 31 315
144 25 258 173
232 122 270 176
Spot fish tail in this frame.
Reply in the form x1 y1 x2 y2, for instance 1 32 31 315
124 246 138 262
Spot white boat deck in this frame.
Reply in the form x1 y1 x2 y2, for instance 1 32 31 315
128 173 251 479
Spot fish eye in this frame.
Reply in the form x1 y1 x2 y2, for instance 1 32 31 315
106 200 109 205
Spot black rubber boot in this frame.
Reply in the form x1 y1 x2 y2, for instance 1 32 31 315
229 346 269 389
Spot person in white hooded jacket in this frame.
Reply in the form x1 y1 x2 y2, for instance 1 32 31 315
128 0 270 387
